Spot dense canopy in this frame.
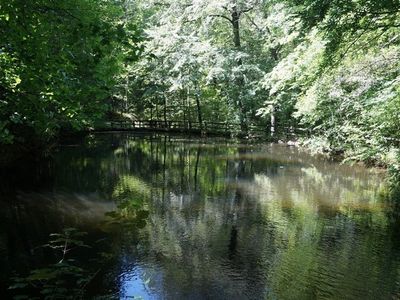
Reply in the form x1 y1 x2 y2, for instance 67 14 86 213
1 0 400 171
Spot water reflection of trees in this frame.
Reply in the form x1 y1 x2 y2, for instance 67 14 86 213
1 133 400 299
87 135 400 299
95 134 399 299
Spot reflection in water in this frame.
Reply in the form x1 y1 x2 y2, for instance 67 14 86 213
1 133 400 299
120 265 161 299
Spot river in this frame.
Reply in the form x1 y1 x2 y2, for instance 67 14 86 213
1 133 400 299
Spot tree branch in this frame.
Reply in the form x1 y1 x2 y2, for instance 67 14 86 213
209 14 233 23
244 14 265 34
36 5 81 21
240 6 255 14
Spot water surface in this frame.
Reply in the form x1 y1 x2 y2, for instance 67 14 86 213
1 133 400 299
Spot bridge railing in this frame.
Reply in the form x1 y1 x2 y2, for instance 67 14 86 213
105 119 306 138
107 120 265 133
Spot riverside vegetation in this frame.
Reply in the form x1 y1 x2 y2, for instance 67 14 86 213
1 0 400 173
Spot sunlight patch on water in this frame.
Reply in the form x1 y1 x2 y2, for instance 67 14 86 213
119 265 161 300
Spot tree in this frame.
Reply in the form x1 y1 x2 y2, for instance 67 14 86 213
0 0 142 144
130 0 289 134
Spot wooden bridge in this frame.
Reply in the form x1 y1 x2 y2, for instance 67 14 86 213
98 119 304 138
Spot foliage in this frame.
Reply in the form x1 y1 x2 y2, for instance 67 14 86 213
128 0 293 131
0 0 142 144
256 0 400 173
286 0 400 62
9 228 92 299
2 0 400 176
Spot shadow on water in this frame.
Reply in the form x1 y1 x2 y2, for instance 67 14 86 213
1 132 400 299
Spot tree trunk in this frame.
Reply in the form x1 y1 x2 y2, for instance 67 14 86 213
232 7 241 49
194 88 203 132
125 64 129 112
231 6 247 133
183 90 187 128
163 95 167 128
270 105 275 137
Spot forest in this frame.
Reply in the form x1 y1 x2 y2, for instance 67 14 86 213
1 0 400 171
3 1 400 299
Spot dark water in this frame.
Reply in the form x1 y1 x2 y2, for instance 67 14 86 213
1 133 400 299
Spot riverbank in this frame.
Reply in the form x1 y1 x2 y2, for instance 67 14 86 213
1 129 398 186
